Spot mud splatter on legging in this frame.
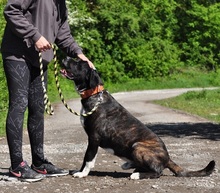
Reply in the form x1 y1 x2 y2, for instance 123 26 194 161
3 59 47 169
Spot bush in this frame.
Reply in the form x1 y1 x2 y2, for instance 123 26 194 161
175 1 220 70
0 0 7 136
1 0 220 135
67 0 183 82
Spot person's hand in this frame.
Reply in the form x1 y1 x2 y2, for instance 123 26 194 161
77 53 96 69
35 36 52 52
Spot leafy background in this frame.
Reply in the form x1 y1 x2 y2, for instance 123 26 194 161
0 0 220 135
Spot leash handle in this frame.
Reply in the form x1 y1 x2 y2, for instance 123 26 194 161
39 48 54 115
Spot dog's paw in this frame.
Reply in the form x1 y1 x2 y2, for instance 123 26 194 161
129 172 140 180
73 172 88 178
69 170 80 175
121 162 134 170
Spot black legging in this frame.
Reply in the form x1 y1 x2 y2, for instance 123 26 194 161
3 59 47 170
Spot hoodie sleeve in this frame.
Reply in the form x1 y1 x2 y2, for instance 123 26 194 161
55 18 83 58
3 0 41 42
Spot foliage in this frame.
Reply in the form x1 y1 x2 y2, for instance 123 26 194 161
64 0 220 83
77 0 182 82
0 0 7 136
175 0 220 70
1 0 220 135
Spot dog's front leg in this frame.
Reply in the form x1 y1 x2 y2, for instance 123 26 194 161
73 140 99 178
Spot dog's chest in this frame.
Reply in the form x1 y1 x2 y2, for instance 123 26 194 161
80 107 86 127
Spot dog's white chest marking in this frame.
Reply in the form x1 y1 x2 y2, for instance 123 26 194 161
80 107 85 126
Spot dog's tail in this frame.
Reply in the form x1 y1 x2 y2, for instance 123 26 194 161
167 159 215 177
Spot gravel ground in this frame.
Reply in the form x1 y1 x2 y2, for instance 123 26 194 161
0 88 219 193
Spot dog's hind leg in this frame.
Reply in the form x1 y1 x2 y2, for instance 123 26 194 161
73 140 99 178
130 167 162 180
130 171 162 180
130 142 167 179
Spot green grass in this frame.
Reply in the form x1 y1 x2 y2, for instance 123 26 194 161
154 89 220 123
105 67 220 93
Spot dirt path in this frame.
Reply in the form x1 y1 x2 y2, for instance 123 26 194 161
0 88 219 193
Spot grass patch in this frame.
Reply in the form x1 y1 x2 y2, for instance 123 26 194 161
105 68 220 93
154 89 220 123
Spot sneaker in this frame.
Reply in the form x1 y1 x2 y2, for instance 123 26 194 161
9 161 45 182
31 159 69 177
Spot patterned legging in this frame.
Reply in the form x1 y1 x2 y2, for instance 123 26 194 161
3 59 47 169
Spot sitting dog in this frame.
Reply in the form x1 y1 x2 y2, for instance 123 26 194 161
61 57 215 180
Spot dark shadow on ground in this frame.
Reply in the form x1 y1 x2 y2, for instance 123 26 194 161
146 122 220 141
69 170 131 178
0 169 131 180
89 171 131 178
0 168 9 176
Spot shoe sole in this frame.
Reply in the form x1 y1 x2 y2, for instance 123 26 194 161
9 173 45 183
46 172 69 177
20 176 45 182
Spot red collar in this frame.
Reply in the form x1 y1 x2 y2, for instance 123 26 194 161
80 85 104 99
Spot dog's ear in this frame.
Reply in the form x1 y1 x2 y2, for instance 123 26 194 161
89 69 103 88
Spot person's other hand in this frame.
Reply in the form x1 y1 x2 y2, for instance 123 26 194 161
35 36 52 52
77 54 96 69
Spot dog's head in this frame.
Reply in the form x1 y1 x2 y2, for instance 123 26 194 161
60 57 103 93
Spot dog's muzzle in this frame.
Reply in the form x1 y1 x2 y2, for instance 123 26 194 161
60 69 74 80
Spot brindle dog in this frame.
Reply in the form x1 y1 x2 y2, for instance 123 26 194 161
61 57 215 179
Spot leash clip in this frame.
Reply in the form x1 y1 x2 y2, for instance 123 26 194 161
98 91 104 103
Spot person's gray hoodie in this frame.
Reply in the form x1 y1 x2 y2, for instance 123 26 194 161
1 0 83 67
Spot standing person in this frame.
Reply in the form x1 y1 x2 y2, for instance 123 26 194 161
1 0 95 182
